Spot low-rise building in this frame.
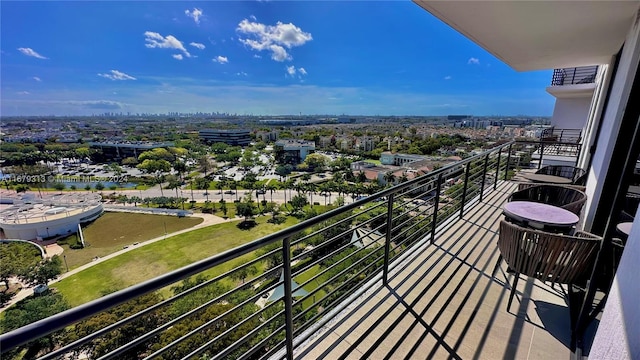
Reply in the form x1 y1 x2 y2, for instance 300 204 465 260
89 141 174 161
199 129 251 146
274 140 316 164
380 152 425 166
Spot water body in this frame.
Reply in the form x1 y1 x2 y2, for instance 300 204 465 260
45 181 138 189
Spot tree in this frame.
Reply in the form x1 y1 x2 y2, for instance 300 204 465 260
15 184 29 193
356 171 368 183
94 182 105 191
219 199 228 218
236 200 257 222
53 182 66 193
138 148 174 162
122 157 138 166
197 155 213 177
173 161 187 182
289 194 308 215
231 265 258 284
384 171 397 186
275 165 291 181
21 256 63 286
194 177 210 190
303 153 329 172
137 159 171 196
0 243 40 292
0 293 70 357
266 183 277 203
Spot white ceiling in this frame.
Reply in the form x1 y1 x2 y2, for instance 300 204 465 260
414 1 640 71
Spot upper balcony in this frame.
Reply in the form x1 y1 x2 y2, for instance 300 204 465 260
551 67 598 86
546 67 599 100
2 141 610 360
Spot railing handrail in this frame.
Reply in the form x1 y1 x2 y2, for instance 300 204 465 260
551 66 598 86
0 141 516 354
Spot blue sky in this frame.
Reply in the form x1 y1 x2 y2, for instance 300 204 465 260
1 1 555 116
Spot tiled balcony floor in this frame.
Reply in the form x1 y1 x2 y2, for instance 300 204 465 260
296 182 580 360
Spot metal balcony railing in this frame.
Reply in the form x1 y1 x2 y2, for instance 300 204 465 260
551 66 598 86
541 127 582 144
0 142 570 360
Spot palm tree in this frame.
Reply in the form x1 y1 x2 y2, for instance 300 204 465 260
266 183 277 203
384 171 397 187
218 180 225 201
318 183 331 206
306 182 316 207
230 180 239 202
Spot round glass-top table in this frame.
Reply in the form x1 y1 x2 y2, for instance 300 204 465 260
616 222 633 236
503 201 579 231
521 173 573 184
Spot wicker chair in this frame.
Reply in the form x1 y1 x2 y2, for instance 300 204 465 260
535 165 586 184
494 220 602 311
508 184 588 216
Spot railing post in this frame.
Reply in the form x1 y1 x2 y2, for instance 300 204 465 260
494 147 502 190
282 236 294 360
431 174 443 243
382 193 394 286
459 163 471 219
504 143 513 181
479 154 489 202
538 141 544 169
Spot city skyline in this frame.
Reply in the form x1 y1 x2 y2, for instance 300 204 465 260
2 1 555 117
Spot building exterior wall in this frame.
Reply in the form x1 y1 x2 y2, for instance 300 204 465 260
274 140 316 164
0 204 103 240
550 97 592 129
589 13 640 359
199 129 251 146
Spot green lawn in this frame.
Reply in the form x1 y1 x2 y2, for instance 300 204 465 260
294 264 328 308
59 213 203 269
55 216 299 307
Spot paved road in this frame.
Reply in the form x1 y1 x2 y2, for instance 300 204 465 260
107 184 354 206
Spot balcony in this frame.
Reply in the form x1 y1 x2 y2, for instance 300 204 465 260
0 143 603 359
551 67 598 86
295 182 578 359
529 129 582 169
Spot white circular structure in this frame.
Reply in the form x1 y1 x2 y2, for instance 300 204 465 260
0 191 103 241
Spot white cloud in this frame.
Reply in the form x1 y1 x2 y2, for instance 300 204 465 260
285 66 308 78
185 8 203 25
33 76 42 82
236 19 312 62
17 47 48 59
144 31 191 57
237 72 248 76
213 55 229 64
17 91 30 95
97 70 137 81
173 54 184 60
249 15 257 21
444 75 452 80
190 42 205 50
253 54 262 59
468 57 480 65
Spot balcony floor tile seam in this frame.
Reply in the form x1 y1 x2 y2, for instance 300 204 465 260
294 182 518 359
366 185 517 357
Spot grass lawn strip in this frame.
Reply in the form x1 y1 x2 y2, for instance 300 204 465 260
59 213 203 269
55 216 298 307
